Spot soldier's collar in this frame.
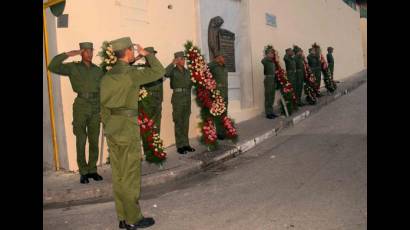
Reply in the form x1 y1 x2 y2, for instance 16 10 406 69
80 60 93 68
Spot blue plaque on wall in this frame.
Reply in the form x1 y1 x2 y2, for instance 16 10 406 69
265 13 277 27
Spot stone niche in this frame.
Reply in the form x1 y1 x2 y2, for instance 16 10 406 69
199 0 254 109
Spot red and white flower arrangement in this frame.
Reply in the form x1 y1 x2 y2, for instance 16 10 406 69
184 41 238 149
138 110 166 165
271 49 298 115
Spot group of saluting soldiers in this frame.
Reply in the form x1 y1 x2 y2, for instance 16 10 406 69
47 37 229 229
47 36 335 229
48 37 335 229
262 44 335 119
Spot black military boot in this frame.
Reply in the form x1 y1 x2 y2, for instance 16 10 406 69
119 220 126 229
87 173 103 181
183 146 196 152
177 148 187 154
80 175 89 184
135 217 155 228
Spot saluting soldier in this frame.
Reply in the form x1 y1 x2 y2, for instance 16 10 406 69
137 47 164 151
208 51 228 140
100 37 165 230
261 46 278 119
165 51 196 155
293 45 306 106
307 46 322 96
283 48 299 104
48 42 104 184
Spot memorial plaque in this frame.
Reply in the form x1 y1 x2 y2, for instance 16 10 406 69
219 29 236 72
265 13 277 27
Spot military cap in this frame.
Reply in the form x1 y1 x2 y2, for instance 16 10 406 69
327 47 334 51
79 42 93 50
264 45 274 54
293 45 302 54
110 37 134 52
174 51 185 59
285 48 293 52
145 47 157 54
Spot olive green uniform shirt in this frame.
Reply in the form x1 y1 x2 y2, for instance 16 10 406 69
164 63 192 89
48 53 103 94
261 57 276 75
100 55 165 145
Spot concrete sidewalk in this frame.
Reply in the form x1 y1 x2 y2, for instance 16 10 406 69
43 69 367 208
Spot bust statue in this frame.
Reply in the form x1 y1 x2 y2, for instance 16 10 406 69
208 16 224 61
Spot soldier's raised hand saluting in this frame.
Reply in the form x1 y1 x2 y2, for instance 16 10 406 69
135 44 149 57
66 50 82 57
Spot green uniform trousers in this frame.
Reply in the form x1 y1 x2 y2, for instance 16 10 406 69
287 71 297 98
139 84 163 151
214 86 228 137
72 97 100 175
264 75 276 115
329 63 334 77
172 90 191 148
312 68 322 91
294 70 304 103
106 137 143 224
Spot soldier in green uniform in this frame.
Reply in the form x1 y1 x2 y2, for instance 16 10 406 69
100 37 165 230
293 45 306 106
307 47 323 97
136 47 164 150
208 51 228 140
48 42 104 184
164 51 196 155
327 47 334 77
283 48 299 103
261 46 278 119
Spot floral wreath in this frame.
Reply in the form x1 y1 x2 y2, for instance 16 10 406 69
270 47 298 115
311 43 337 93
184 41 238 150
293 45 319 104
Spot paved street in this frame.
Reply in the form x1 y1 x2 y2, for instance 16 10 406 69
44 83 367 230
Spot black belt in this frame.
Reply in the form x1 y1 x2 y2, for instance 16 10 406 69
110 108 139 117
173 88 190 93
78 92 99 99
142 78 163 88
